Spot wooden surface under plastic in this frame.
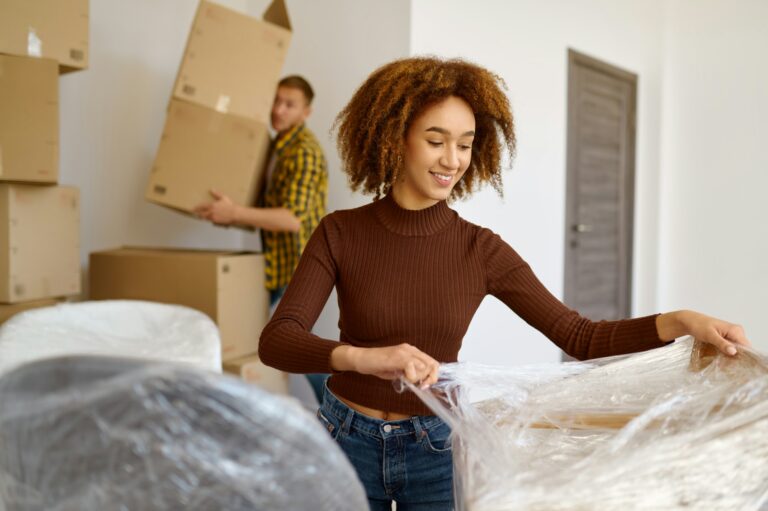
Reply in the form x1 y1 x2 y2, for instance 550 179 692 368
528 341 766 430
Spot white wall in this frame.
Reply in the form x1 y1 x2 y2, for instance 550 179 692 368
658 0 768 350
411 0 666 365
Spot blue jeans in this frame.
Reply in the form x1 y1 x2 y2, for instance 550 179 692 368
306 373 329 403
318 382 454 510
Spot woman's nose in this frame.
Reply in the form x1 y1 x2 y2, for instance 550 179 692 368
440 146 460 170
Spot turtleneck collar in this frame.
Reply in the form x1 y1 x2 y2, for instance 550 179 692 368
373 193 455 236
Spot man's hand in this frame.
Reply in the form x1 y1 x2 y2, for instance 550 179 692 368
193 189 240 226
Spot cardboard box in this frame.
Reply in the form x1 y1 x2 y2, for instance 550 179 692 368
0 297 64 325
223 354 289 395
0 55 59 184
89 248 268 361
0 185 80 303
0 0 89 73
145 99 270 216
173 0 291 122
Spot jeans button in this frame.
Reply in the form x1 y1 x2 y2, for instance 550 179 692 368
383 424 392 433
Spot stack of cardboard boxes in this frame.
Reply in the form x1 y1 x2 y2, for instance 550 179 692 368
0 0 89 324
145 0 291 216
89 0 293 395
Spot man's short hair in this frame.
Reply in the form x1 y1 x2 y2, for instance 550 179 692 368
278 75 315 105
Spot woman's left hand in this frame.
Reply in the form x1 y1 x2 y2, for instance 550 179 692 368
656 310 751 356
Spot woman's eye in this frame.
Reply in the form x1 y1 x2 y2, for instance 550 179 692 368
427 141 443 147
459 145 472 151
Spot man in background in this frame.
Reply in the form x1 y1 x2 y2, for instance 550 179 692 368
195 75 328 403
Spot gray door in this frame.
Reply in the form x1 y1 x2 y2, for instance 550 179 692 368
563 50 637 323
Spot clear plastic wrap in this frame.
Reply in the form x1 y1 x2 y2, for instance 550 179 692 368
405 338 768 510
0 300 222 375
0 355 368 511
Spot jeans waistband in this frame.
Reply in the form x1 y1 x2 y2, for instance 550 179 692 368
320 379 445 439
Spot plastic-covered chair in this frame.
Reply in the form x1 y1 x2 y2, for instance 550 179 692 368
0 300 222 375
0 355 368 510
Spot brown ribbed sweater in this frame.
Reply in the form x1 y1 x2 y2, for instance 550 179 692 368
259 194 665 415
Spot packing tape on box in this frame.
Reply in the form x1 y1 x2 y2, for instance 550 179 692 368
27 27 43 57
0 146 3 176
215 95 231 114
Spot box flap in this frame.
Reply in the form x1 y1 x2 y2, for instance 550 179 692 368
263 0 291 31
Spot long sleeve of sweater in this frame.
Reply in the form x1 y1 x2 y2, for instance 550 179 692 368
480 229 665 360
259 217 342 373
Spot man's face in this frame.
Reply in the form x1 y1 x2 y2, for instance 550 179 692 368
270 86 311 133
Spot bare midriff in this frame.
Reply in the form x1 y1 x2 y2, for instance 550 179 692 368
336 393 412 421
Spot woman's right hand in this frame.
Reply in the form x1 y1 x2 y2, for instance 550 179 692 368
331 343 440 388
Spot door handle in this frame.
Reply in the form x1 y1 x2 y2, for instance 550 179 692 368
572 224 594 233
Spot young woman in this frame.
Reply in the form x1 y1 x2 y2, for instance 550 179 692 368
259 57 750 510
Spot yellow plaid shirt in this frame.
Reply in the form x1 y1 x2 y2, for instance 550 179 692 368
262 123 328 290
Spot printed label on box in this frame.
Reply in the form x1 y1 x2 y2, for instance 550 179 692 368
27 27 42 57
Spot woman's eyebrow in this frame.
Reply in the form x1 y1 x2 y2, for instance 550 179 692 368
425 127 476 136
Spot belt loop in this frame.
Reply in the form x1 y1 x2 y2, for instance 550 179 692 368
341 405 354 435
411 416 425 438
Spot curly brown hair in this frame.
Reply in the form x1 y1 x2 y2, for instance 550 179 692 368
334 56 516 200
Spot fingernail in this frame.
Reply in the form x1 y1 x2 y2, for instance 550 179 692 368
727 346 737 356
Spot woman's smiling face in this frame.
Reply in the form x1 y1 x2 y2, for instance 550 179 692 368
393 96 476 209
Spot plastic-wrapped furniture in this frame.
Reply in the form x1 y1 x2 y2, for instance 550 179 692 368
0 300 221 375
408 338 768 510
0 355 367 510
